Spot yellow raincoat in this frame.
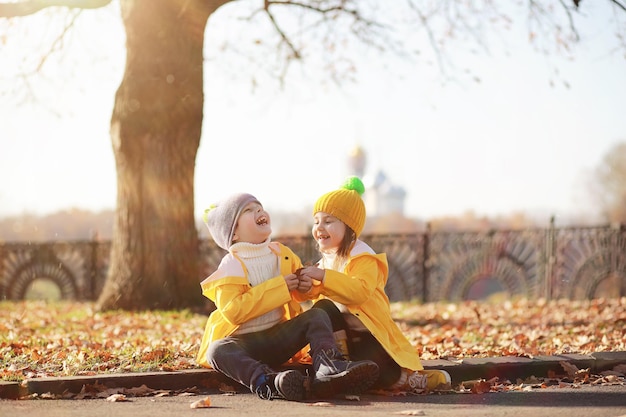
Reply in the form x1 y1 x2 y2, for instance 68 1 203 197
296 240 423 371
196 242 304 368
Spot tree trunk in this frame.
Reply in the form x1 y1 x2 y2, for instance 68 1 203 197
97 0 229 310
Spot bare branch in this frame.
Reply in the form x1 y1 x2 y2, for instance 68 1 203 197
36 9 82 71
527 0 579 55
266 0 363 19
610 0 626 12
260 0 389 59
263 0 302 60
252 0 398 86
406 1 447 76
0 0 111 18
557 0 581 42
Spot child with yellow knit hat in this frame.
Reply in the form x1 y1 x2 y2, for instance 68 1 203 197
295 176 452 393
195 192 379 401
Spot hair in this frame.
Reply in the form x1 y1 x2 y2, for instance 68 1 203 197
325 224 357 271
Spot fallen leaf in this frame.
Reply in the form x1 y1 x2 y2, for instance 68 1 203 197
560 361 579 378
394 410 426 416
469 380 491 394
189 396 211 408
106 393 128 402
125 384 154 396
308 401 334 407
600 374 620 384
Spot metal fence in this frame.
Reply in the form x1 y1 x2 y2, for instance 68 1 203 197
2 222 625 302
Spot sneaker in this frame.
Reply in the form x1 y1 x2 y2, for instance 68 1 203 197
275 370 306 400
255 370 305 401
407 369 452 391
312 348 379 397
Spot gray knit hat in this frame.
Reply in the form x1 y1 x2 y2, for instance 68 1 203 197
203 193 260 250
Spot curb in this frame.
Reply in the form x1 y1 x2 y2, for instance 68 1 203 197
2 351 625 400
427 351 626 383
0 368 230 401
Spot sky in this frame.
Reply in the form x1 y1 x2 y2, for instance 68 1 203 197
1 1 625 227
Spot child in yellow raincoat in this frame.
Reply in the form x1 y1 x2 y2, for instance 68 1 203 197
196 192 379 401
296 177 451 393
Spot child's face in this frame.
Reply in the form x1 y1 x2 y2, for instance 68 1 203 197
312 211 346 253
232 201 271 245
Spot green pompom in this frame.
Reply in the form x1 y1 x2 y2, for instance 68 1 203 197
202 204 217 224
342 176 365 196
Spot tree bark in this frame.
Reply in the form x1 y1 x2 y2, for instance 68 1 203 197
97 0 228 310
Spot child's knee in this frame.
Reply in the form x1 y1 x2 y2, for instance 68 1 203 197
206 338 230 365
308 306 331 323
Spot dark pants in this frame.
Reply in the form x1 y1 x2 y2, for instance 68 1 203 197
206 308 336 393
312 299 401 389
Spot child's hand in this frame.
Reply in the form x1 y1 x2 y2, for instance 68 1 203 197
284 273 299 291
296 273 312 293
299 266 325 282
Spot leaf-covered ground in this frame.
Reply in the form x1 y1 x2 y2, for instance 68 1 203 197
2 298 625 384
391 297 626 360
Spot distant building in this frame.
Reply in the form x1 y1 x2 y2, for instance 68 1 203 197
347 145 367 179
346 145 406 217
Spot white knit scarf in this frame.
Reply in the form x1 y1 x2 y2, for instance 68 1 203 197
231 238 283 335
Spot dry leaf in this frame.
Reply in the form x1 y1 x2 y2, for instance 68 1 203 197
189 396 211 408
394 410 426 416
470 380 492 394
96 388 124 399
560 361 579 377
106 393 128 402
460 379 482 388
600 374 620 384
524 375 542 384
308 401 334 407
125 384 155 396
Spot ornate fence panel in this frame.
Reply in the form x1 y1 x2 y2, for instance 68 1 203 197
363 233 425 303
1 225 624 302
0 240 110 301
552 225 626 300
425 229 548 302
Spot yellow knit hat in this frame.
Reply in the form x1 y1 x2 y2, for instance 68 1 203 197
313 176 366 237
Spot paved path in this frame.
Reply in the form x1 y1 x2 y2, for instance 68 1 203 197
2 384 626 417
2 351 625 416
